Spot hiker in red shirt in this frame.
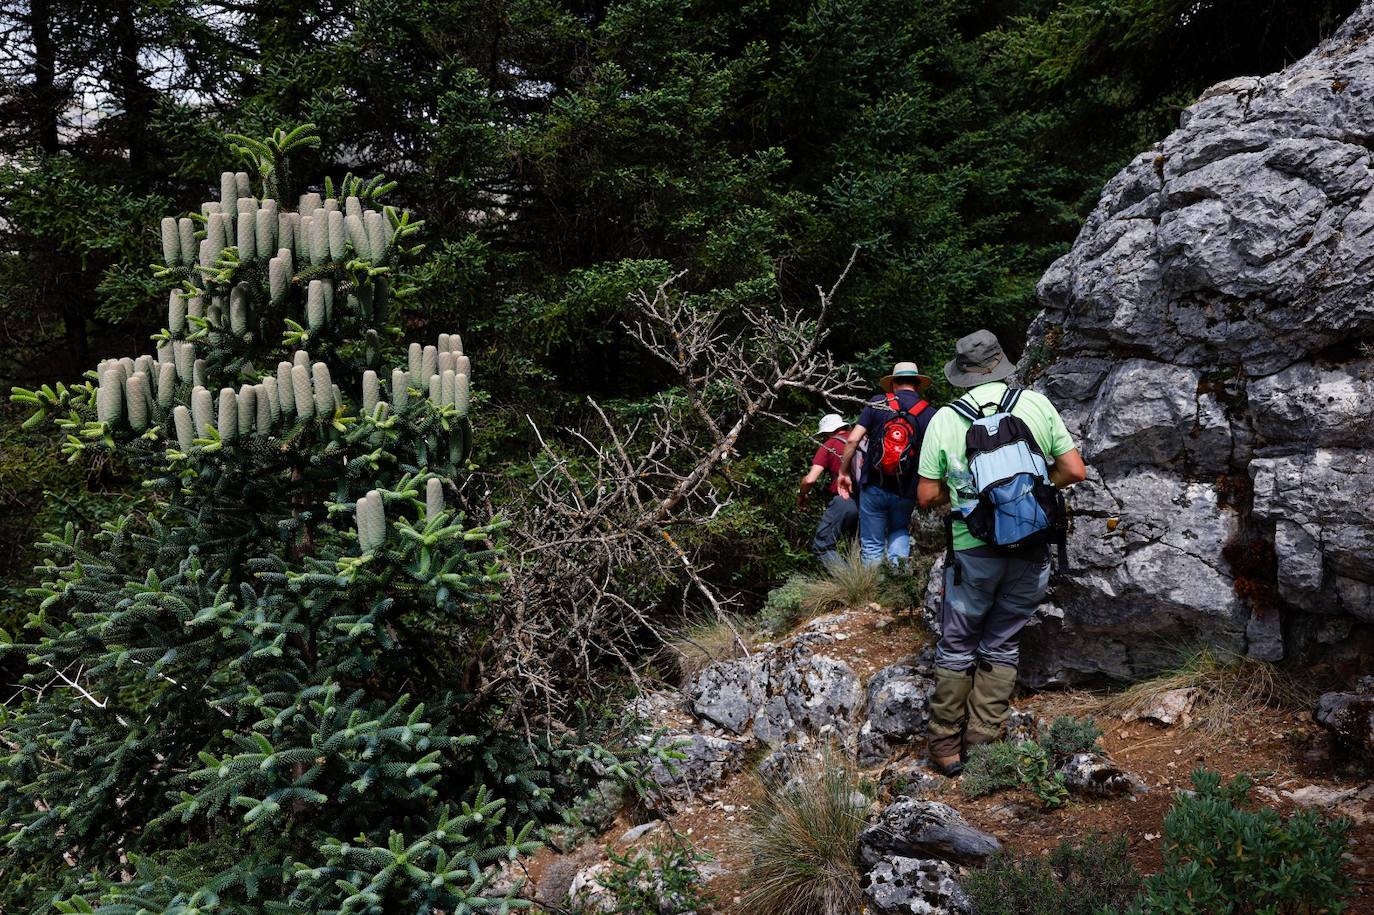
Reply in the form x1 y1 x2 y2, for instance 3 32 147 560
799 413 859 569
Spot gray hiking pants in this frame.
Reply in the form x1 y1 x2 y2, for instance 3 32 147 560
935 550 1050 671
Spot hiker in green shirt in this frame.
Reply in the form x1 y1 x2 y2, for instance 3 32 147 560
916 329 1087 777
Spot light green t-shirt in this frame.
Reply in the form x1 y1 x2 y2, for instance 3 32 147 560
917 381 1076 551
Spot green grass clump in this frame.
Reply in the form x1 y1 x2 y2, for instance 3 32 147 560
737 745 869 915
667 613 750 681
966 833 1141 915
1094 648 1313 733
797 544 895 616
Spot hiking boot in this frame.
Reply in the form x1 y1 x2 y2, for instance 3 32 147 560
928 666 974 776
968 660 1018 739
962 726 999 761
927 730 964 776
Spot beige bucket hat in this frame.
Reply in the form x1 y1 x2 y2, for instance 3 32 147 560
879 361 933 393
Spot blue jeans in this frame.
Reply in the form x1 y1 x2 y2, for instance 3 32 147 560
858 484 915 566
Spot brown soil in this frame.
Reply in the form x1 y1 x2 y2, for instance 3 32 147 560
524 606 1374 913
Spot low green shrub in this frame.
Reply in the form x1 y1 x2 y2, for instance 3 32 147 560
575 841 714 914
1128 769 1353 914
962 740 1068 809
965 833 1141 915
1040 715 1103 761
759 574 809 633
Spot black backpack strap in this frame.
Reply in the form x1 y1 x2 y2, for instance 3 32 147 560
998 387 1022 413
944 513 961 585
1052 489 1070 578
948 399 981 423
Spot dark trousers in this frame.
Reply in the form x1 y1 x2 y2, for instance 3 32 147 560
812 493 859 568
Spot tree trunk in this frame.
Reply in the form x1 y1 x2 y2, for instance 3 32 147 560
30 0 60 154
112 0 152 186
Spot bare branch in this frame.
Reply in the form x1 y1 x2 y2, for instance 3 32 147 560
466 255 867 728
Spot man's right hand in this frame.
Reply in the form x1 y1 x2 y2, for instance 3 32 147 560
836 473 853 500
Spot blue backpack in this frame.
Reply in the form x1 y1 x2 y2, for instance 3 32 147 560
945 388 1068 573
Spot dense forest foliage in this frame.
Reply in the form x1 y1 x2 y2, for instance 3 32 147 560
0 0 1360 643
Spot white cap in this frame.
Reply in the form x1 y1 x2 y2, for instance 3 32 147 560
816 413 847 436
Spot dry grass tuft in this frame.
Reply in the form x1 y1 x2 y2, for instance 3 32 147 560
797 545 903 617
1090 648 1315 733
735 744 870 915
667 614 751 681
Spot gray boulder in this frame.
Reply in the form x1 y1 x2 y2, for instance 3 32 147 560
864 856 973 915
687 655 769 733
756 650 862 746
1008 1 1374 685
1057 753 1146 797
1315 691 1374 757
858 798 1002 869
859 658 935 766
879 757 944 798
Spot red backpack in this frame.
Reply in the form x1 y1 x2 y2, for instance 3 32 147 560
874 393 930 478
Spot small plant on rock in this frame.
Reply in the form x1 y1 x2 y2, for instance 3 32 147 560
1039 715 1104 761
1128 768 1353 914
966 833 1141 915
574 841 714 915
962 740 1068 809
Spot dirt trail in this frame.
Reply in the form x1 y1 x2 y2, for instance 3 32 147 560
528 606 1374 913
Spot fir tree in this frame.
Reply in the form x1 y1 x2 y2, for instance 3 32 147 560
2 125 539 913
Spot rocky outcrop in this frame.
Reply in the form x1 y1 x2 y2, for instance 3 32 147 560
685 625 862 746
1057 753 1145 798
859 654 935 765
1315 688 1374 758
642 732 748 809
1014 2 1374 684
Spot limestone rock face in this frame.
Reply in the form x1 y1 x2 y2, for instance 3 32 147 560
859 655 935 766
641 732 747 809
1012 3 1374 684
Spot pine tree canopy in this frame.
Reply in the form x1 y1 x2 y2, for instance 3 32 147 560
1 125 544 913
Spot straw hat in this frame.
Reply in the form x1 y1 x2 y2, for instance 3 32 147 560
879 361 933 393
